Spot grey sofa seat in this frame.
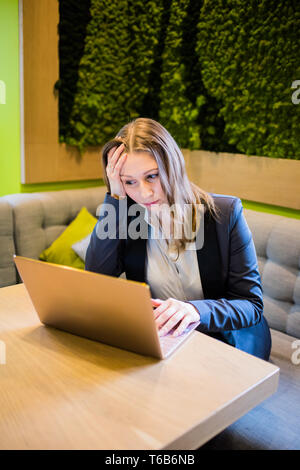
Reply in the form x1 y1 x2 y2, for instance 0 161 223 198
244 209 300 339
0 199 17 287
202 210 300 450
2 187 107 283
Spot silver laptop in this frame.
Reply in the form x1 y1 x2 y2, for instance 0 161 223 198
14 256 199 359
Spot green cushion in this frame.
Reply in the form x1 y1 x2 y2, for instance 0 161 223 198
39 207 97 269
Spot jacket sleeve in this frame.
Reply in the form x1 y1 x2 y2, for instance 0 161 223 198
85 193 126 277
187 199 264 332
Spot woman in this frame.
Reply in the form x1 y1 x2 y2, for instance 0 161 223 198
85 118 271 360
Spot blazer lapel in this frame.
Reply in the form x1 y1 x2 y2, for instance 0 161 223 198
197 211 223 299
125 236 147 282
124 198 148 283
124 199 224 298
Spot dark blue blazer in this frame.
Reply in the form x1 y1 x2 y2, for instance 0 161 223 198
85 192 271 360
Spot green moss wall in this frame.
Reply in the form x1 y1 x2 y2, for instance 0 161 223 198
57 0 300 160
0 0 298 220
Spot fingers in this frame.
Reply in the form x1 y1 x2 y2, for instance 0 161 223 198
172 316 191 337
151 298 163 307
106 143 127 197
107 145 127 177
153 298 174 320
152 298 199 337
158 311 183 337
153 298 182 334
156 304 178 326
114 152 127 170
107 143 125 167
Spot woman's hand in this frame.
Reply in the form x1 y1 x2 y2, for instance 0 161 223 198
106 143 127 198
151 298 200 337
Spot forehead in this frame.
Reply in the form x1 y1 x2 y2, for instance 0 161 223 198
120 151 157 177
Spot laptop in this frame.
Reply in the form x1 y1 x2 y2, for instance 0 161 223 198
14 256 200 359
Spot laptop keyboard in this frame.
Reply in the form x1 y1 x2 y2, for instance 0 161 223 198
159 322 199 355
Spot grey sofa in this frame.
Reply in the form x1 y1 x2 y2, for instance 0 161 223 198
0 187 299 450
203 209 300 450
0 199 17 286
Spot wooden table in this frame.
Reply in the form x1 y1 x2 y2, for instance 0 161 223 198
0 284 279 450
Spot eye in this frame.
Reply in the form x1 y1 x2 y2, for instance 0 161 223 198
147 173 158 180
125 180 135 186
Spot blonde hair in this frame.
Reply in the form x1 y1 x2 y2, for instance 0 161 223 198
102 118 219 259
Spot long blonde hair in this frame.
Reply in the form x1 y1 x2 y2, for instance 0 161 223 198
102 118 219 259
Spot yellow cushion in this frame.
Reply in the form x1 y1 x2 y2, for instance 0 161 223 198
39 207 97 269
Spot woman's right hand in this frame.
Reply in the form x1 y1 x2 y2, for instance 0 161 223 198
106 143 127 198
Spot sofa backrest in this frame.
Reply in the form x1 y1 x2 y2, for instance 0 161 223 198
0 199 17 287
1 188 299 339
3 187 107 283
244 209 300 339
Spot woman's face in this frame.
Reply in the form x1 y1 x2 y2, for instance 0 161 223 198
119 151 168 210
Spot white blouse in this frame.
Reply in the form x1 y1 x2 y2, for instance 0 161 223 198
144 209 204 302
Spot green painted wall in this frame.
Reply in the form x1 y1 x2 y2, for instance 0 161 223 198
0 0 21 196
242 200 300 220
0 0 101 197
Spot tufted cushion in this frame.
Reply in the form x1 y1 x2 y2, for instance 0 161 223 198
3 186 106 262
1 189 299 339
244 209 300 338
0 199 17 287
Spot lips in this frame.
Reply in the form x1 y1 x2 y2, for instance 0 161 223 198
143 200 159 206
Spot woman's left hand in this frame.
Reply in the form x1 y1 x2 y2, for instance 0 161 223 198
151 298 200 337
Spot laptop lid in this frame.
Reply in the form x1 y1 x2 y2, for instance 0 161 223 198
14 256 163 359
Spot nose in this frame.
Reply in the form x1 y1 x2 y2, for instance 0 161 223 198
140 182 154 201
